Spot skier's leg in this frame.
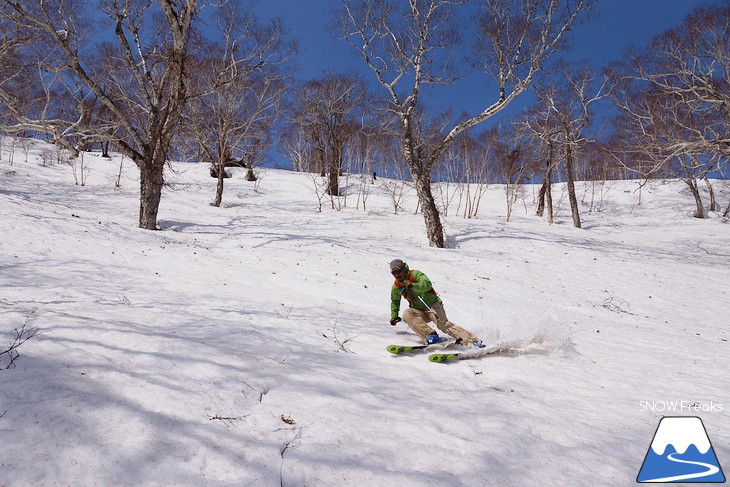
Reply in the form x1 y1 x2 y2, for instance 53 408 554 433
429 301 480 345
402 308 437 341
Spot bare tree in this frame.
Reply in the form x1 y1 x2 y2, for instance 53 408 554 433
579 141 618 213
609 4 729 217
433 130 496 219
0 17 30 141
0 11 94 155
379 134 412 214
179 5 291 207
289 72 367 200
281 127 311 172
345 126 383 211
522 101 560 223
458 133 494 219
525 67 608 227
1 0 202 229
553 69 609 227
339 0 591 247
626 5 730 160
434 140 463 217
485 125 531 222
612 88 723 218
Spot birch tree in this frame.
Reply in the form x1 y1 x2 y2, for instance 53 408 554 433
522 101 560 223
0 0 200 230
551 69 609 227
339 0 591 247
624 5 730 161
610 4 730 218
179 5 291 207
289 73 367 198
485 124 530 222
612 87 723 219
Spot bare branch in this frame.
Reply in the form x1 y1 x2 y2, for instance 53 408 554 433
1 309 43 369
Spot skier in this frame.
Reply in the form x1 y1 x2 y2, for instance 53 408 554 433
389 259 485 347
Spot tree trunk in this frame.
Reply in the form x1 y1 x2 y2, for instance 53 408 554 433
212 161 225 207
139 163 165 230
546 178 554 224
536 182 547 217
412 171 444 248
546 153 554 224
703 176 716 212
537 142 555 223
327 145 343 196
400 114 445 247
684 177 705 218
565 141 581 228
327 165 339 196
537 177 554 222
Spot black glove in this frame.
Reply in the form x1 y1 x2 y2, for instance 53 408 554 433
390 317 401 326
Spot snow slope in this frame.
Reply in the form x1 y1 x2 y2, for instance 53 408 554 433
1 138 728 486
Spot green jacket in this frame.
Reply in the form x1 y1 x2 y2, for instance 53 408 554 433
390 269 440 319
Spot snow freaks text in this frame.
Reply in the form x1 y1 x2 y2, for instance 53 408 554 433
639 401 724 413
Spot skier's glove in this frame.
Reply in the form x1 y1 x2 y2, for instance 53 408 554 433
390 317 401 326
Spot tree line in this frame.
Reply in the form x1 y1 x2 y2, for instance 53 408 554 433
1 1 728 247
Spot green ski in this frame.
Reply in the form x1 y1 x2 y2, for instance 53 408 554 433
429 352 460 363
387 339 457 355
429 345 496 363
387 344 430 354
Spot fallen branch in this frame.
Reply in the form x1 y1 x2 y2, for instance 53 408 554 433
597 291 635 315
1 309 43 369
279 424 304 487
208 414 249 428
322 320 360 353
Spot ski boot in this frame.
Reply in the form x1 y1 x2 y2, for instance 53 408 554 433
426 332 443 344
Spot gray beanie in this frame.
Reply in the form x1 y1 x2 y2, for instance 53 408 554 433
389 259 407 273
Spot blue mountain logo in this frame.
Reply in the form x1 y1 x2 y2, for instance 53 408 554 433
637 416 725 483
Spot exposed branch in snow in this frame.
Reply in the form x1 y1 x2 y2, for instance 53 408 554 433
207 414 249 428
322 320 361 353
279 424 304 487
1 308 43 369
597 291 635 315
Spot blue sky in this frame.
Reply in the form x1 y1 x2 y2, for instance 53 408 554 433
253 0 719 119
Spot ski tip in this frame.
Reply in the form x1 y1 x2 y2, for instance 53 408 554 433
429 353 458 363
387 345 404 354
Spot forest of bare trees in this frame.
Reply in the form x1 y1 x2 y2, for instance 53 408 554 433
0 0 292 224
1 0 728 245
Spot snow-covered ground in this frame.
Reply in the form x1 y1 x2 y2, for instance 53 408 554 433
1 138 728 486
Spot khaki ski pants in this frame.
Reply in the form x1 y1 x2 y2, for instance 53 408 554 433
402 301 479 345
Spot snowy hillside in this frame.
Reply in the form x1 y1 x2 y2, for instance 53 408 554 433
1 138 728 486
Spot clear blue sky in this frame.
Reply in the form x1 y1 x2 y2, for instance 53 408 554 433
253 0 719 121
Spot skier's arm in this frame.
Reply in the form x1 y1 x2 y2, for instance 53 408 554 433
409 270 433 295
390 286 401 319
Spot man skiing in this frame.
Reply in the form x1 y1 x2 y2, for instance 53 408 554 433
389 259 485 347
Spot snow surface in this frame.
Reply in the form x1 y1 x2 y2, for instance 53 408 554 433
1 138 728 486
